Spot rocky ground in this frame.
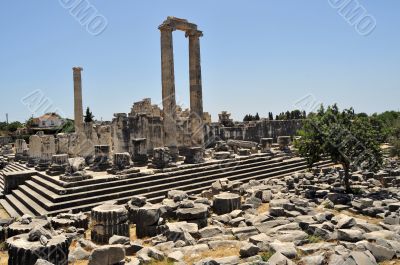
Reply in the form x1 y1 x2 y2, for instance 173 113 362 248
1 158 400 265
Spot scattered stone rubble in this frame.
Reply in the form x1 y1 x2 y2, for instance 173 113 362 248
0 157 400 265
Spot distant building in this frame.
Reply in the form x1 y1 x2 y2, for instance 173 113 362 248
31 113 65 128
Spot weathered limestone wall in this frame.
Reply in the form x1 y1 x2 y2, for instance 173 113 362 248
41 135 56 161
56 133 70 154
0 136 12 146
129 115 164 154
25 122 111 160
112 114 130 153
15 139 28 155
28 135 42 160
98 125 112 147
112 112 303 153
206 119 303 144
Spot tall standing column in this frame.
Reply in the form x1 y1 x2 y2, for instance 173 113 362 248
187 30 204 147
159 24 178 157
73 67 84 134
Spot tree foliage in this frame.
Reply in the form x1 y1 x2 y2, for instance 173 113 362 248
60 119 75 133
295 104 382 192
275 110 306 120
84 107 95 123
243 113 260 122
268 112 274 120
0 121 23 132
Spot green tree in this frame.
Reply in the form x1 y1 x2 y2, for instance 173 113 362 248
0 122 7 131
61 119 75 133
296 104 382 192
295 119 324 168
84 107 94 123
6 121 23 132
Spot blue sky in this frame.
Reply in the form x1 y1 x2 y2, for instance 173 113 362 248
0 0 399 122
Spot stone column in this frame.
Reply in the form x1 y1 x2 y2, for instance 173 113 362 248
159 24 178 157
186 30 204 147
73 67 84 134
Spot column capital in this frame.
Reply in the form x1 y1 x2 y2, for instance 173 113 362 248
72 67 83 72
158 22 176 32
185 30 203 38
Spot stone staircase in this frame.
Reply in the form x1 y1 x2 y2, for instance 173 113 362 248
0 162 31 198
0 154 332 218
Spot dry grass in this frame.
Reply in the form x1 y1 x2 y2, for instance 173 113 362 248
146 259 174 265
257 203 270 214
130 224 138 241
0 205 10 219
183 246 240 264
321 208 383 225
0 251 8 265
70 257 90 264
380 260 400 265
69 239 78 250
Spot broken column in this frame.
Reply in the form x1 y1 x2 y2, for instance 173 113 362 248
56 133 70 154
136 204 164 238
91 145 111 171
260 138 273 153
186 29 205 148
131 138 148 164
112 152 131 170
36 135 55 171
7 216 51 238
15 139 28 161
184 146 204 164
159 22 179 159
127 196 147 224
91 203 129 244
47 154 69 176
7 229 70 265
73 67 84 134
27 134 42 167
151 147 173 169
176 203 208 228
277 136 291 151
51 212 89 230
213 192 241 215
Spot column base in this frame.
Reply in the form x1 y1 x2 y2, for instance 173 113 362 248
184 147 205 164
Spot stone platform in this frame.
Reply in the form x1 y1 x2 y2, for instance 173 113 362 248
0 154 332 217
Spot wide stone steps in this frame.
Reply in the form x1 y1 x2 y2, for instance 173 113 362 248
42 159 332 216
0 199 20 218
31 154 277 195
32 158 304 210
5 194 35 217
22 155 276 200
28 157 291 203
1 155 332 217
0 162 31 199
11 189 48 216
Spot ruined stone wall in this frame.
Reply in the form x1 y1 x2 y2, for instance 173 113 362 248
176 118 191 148
206 119 303 144
112 114 130 153
0 136 12 146
130 98 162 117
129 114 164 154
112 113 303 152
25 122 112 160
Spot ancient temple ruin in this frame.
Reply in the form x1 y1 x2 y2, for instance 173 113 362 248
0 17 306 218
